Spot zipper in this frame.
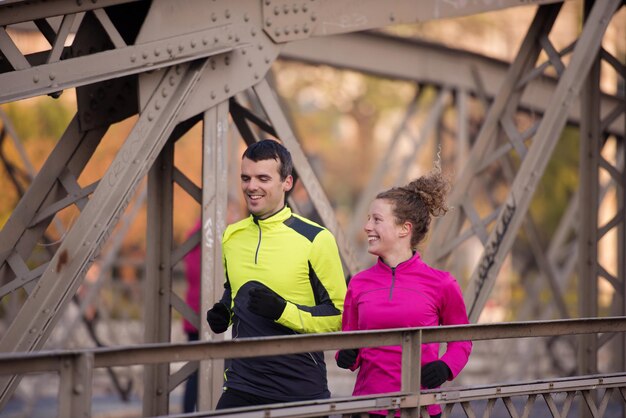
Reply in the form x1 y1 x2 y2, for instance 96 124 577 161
253 217 261 264
389 266 396 300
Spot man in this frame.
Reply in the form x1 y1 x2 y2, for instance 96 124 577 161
206 139 347 408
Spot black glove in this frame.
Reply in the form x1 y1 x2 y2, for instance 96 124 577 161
336 348 359 369
421 360 451 389
247 287 287 320
206 303 230 334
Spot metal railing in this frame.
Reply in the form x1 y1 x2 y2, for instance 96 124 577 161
0 317 625 418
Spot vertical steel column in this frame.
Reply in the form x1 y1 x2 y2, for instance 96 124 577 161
58 352 93 418
400 330 422 418
578 0 601 378
198 102 229 410
143 140 175 416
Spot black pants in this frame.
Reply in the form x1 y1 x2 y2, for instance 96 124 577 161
216 387 282 409
216 388 328 418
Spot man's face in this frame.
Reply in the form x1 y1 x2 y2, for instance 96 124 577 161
240 157 293 219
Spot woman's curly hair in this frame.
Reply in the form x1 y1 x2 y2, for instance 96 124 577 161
376 170 450 249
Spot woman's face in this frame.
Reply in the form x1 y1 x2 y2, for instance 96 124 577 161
364 199 406 258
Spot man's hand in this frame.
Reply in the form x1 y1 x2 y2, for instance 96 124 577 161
336 349 359 369
421 360 451 389
247 287 287 320
206 303 230 333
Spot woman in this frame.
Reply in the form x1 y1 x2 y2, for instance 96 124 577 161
337 170 472 418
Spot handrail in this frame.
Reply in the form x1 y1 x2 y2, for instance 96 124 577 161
1 317 625 417
1 316 624 373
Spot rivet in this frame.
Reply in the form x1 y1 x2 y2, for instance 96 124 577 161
265 0 270 4
248 60 252 67
175 65 182 74
214 37 219 44
130 54 136 62
294 27 299 34
202 38 208 45
265 19 272 27
302 4 308 12
178 44 184 52
258 44 264 50
284 28 290 35
283 4 289 14
235 35 240 42
274 28 281 36
30 328 36 334
251 28 257 36
244 13 249 22
254 73 259 80
77 0 83 5
303 24 309 33
161 88 168 98
224 84 230 93
210 91 216 99
142 52 148 59
148 113 154 121
224 56 230 66
242 49 247 55
265 57 270 64
154 48 160 56
33 75 40 83
49 73 56 80
166 46 173 54
73 384 84 395
211 12 217 22
169 75 175 86
190 40 196 48
211 59 216 70
293 4 299 13
274 6 279 15
390 13 395 22
311 13 317 21
225 9 230 19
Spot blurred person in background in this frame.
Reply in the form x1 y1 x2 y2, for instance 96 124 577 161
182 220 201 413
336 169 472 418
206 139 347 408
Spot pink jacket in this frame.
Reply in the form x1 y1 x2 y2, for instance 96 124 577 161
341 252 472 416
183 221 201 334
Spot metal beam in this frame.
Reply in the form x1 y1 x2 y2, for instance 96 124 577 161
279 31 624 138
463 0 622 322
0 58 209 406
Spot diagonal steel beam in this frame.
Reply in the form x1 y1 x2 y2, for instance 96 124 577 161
0 57 208 407
424 3 564 266
253 78 360 275
464 0 622 322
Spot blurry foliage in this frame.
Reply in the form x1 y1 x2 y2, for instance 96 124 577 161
3 97 73 143
273 61 417 222
529 126 580 244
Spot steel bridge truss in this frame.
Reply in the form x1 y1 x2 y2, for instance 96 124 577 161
0 0 624 415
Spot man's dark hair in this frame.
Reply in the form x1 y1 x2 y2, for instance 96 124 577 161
242 139 293 180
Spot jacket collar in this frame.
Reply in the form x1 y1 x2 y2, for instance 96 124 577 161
251 205 292 225
376 251 421 271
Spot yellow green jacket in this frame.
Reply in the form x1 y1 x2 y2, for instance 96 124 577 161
219 205 346 400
